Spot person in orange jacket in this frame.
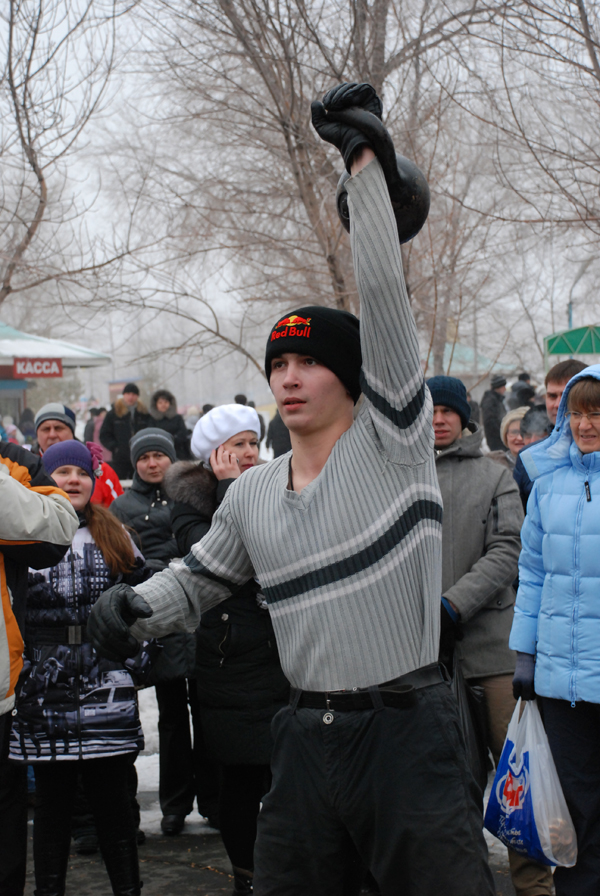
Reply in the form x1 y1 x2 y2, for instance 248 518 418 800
0 440 78 896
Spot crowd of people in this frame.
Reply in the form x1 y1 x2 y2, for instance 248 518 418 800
0 82 599 896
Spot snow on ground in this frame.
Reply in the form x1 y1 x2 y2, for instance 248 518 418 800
136 687 160 800
136 752 160 791
138 686 160 755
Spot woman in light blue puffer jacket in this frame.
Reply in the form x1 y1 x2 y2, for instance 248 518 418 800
510 365 600 896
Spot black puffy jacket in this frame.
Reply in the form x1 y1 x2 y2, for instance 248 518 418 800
99 399 151 480
481 389 507 452
110 474 177 564
149 394 191 460
164 461 290 765
110 474 195 683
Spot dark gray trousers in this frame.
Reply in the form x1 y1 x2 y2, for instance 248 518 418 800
0 713 28 896
254 681 495 896
541 697 600 896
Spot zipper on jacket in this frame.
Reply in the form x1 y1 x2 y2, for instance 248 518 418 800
570 487 585 705
70 551 83 761
585 480 591 501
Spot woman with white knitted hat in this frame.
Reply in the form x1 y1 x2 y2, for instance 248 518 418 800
190 404 262 475
165 403 289 896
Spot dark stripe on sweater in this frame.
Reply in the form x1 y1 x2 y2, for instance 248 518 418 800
264 498 442 604
360 372 426 430
183 551 239 590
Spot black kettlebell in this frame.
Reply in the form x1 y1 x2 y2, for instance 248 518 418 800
335 152 430 244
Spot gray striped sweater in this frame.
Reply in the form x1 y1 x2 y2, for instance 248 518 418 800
131 159 442 690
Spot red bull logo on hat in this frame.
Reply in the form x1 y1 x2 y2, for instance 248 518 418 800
270 314 312 341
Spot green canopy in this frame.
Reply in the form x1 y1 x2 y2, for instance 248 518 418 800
545 325 600 357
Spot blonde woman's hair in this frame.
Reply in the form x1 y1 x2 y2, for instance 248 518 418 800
500 407 530 447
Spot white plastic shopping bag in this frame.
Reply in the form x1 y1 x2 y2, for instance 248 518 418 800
484 698 577 867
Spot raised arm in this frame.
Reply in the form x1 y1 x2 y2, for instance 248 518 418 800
347 155 431 462
311 84 432 463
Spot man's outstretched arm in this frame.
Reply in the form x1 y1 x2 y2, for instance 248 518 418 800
89 490 255 659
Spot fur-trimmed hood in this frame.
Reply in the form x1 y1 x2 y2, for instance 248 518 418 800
163 461 218 516
150 390 178 421
113 397 148 418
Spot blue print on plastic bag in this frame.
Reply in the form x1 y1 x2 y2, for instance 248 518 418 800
484 738 551 866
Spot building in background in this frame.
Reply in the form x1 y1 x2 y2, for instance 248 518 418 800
0 322 110 418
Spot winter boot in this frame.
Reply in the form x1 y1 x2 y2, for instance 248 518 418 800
33 877 67 896
73 831 99 855
232 867 253 895
100 836 142 896
33 834 70 896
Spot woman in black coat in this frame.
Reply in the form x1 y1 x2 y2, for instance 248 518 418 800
149 390 191 460
164 406 289 896
110 429 219 835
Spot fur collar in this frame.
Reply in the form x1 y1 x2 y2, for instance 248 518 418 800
150 393 177 420
163 461 217 515
149 404 177 421
114 397 148 418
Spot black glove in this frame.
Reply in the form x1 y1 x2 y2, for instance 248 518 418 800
439 599 463 669
311 82 382 172
322 102 407 205
512 651 536 701
88 583 153 662
315 83 430 243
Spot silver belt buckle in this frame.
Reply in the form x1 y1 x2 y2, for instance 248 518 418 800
68 625 82 645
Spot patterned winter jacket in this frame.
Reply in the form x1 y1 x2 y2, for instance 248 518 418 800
10 524 148 761
0 443 78 718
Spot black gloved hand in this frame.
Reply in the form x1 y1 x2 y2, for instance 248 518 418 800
512 651 536 701
322 82 383 119
315 85 430 243
88 583 153 662
311 82 382 172
322 102 404 201
438 599 463 670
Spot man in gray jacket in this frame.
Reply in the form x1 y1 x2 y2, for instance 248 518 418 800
428 375 553 896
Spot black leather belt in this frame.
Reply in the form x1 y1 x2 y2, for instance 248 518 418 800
291 663 447 712
25 625 87 646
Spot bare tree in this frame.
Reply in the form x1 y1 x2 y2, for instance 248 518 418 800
88 0 514 381
0 0 141 315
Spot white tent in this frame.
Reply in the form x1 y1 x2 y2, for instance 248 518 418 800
0 321 110 368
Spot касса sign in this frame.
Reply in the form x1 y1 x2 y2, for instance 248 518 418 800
13 358 63 378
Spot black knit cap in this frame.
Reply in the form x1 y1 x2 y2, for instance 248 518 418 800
264 305 362 402
427 375 471 429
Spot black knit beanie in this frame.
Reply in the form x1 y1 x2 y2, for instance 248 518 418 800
427 375 471 428
264 306 362 402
